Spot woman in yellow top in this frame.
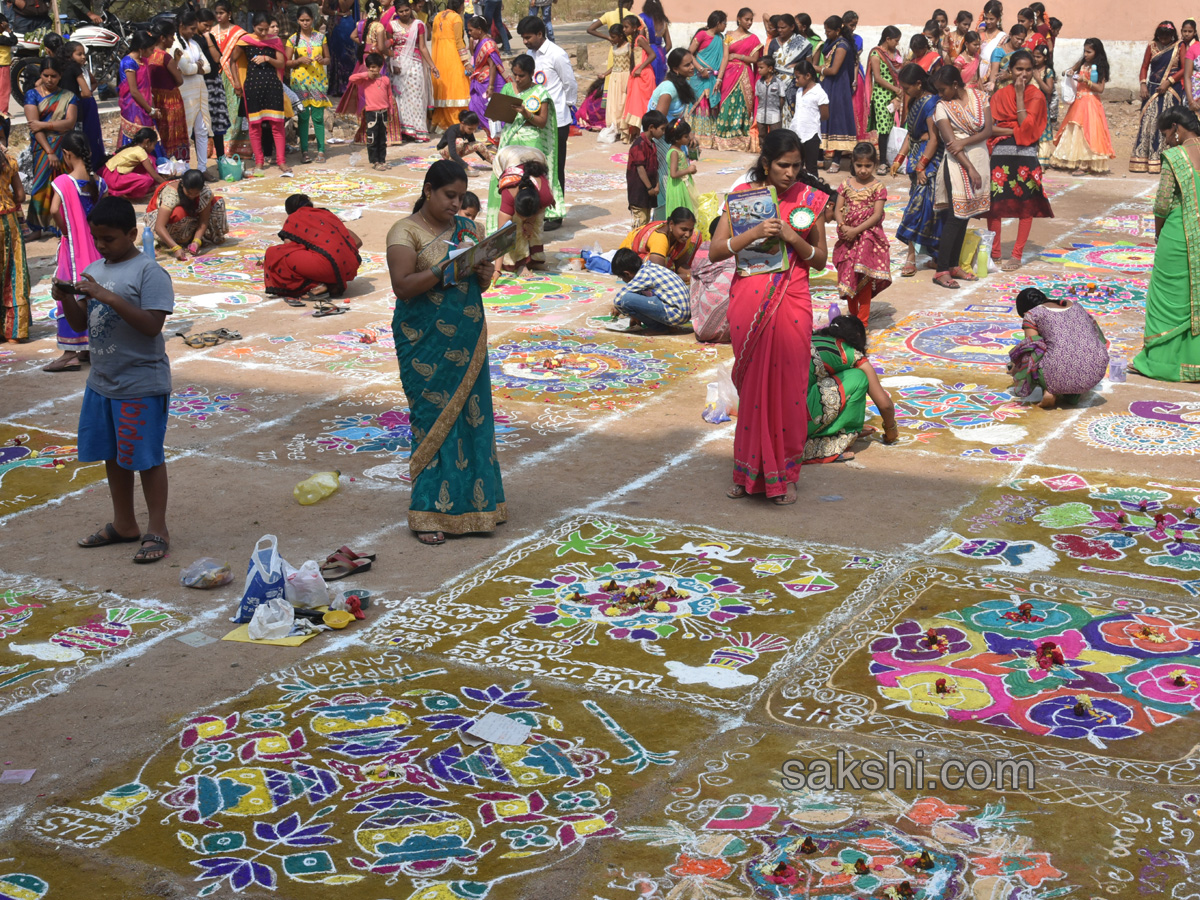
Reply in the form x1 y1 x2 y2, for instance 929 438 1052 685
618 209 700 284
431 0 470 129
99 127 165 199
286 7 332 163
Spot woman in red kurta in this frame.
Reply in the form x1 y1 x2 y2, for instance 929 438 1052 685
986 49 1052 270
709 129 832 505
264 194 363 300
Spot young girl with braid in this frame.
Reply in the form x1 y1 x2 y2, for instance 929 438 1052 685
44 132 106 372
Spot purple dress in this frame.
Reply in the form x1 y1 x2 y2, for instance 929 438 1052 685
469 36 506 134
1009 301 1109 398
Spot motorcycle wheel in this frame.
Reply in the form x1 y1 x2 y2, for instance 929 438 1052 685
13 57 43 97
90 43 123 95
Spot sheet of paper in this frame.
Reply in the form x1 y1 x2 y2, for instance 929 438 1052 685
175 632 218 647
0 768 35 784
465 712 532 746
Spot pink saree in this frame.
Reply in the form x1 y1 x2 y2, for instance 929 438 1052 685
728 180 829 497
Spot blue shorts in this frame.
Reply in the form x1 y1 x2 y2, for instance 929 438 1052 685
78 387 169 471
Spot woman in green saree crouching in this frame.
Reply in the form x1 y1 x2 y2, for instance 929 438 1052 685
1132 107 1200 382
386 160 506 545
805 315 899 463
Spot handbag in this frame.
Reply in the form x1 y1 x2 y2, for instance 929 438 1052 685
218 154 244 182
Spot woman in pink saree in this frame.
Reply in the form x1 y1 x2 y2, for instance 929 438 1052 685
709 130 832 505
713 7 761 152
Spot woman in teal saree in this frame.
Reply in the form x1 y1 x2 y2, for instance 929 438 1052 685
486 54 561 232
1132 108 1200 382
387 160 506 544
805 315 898 462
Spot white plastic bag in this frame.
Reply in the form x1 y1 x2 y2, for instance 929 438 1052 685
1060 73 1076 106
233 535 287 623
247 596 295 641
717 362 738 418
597 125 619 144
887 127 906 166
284 559 328 609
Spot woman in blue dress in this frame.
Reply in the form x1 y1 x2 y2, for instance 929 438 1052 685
327 0 360 97
640 0 671 83
818 14 857 173
890 63 943 275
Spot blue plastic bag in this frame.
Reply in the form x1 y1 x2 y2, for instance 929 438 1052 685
233 535 287 623
582 249 612 275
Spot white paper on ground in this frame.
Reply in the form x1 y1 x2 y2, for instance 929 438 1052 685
463 712 532 746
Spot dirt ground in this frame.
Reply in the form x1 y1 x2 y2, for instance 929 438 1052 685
0 74 1198 899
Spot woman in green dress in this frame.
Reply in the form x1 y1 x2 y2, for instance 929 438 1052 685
486 54 560 232
805 315 899 462
1132 107 1200 382
386 160 506 545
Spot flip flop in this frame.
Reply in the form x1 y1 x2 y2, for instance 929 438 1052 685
1001 259 1022 271
327 545 377 563
214 328 242 341
181 332 220 348
79 522 141 548
313 301 349 317
949 267 978 282
933 274 960 290
284 297 306 307
726 484 747 499
320 556 372 580
416 531 446 545
900 263 917 277
42 356 81 372
133 533 169 563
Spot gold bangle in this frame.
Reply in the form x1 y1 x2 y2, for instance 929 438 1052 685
167 244 182 253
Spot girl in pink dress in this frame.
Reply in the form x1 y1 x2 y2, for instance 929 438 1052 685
708 129 833 505
833 142 891 327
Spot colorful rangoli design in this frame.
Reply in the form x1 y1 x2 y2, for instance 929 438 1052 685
1077 401 1200 456
1087 213 1156 238
488 334 699 407
984 274 1148 317
870 312 1023 370
369 518 880 709
1040 240 1156 274
484 271 615 317
29 660 679 897
170 387 251 423
0 427 103 516
869 378 1032 451
245 170 406 203
869 597 1200 747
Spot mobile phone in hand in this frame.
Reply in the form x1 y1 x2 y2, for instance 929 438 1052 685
52 279 85 294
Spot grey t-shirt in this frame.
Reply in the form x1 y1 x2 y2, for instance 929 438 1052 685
83 253 175 399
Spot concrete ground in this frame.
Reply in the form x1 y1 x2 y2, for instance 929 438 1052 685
0 74 1197 898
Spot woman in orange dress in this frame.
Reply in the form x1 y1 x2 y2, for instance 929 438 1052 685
624 14 656 137
1049 37 1116 174
430 0 469 129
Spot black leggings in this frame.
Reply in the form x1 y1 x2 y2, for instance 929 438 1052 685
801 134 821 174
936 210 970 273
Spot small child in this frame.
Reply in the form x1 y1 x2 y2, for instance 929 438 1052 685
438 110 494 167
101 127 165 199
832 142 891 328
349 53 393 171
790 61 828 174
603 23 630 140
0 15 15 146
55 195 175 563
755 57 783 143
663 119 697 219
460 191 481 220
627 109 666 228
609 247 691 332
1008 287 1109 408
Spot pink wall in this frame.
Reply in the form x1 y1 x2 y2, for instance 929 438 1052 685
658 0 1171 42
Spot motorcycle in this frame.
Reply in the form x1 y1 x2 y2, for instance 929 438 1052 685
11 0 128 98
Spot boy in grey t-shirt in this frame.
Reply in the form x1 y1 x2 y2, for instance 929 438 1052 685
54 196 176 564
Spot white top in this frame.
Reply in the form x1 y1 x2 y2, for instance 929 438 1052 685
530 40 577 123
790 82 828 141
175 36 210 79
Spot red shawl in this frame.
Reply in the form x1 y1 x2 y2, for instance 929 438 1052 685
276 206 361 295
988 83 1047 150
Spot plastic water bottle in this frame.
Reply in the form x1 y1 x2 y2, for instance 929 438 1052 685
827 301 841 323
1108 358 1127 383
294 470 341 505
142 225 154 258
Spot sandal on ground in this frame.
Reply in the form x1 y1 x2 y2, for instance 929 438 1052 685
933 273 960 289
313 301 349 317
949 266 978 282
900 262 917 277
133 533 169 563
79 522 141 548
832 450 856 462
1000 258 1021 271
320 556 372 579
300 286 329 301
416 531 446 545
875 164 889 176
43 355 81 372
181 332 220 348
284 297 306 307
771 485 798 506
214 328 242 341
327 545 377 564
301 153 312 164
314 152 326 163
726 484 747 499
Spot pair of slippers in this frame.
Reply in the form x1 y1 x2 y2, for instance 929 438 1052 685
320 545 374 580
78 523 169 564
179 328 242 348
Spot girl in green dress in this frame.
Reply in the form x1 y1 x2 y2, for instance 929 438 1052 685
805 315 899 462
1132 107 1200 382
663 119 697 219
386 160 506 545
486 54 560 232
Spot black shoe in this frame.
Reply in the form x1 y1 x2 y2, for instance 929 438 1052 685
544 218 563 231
